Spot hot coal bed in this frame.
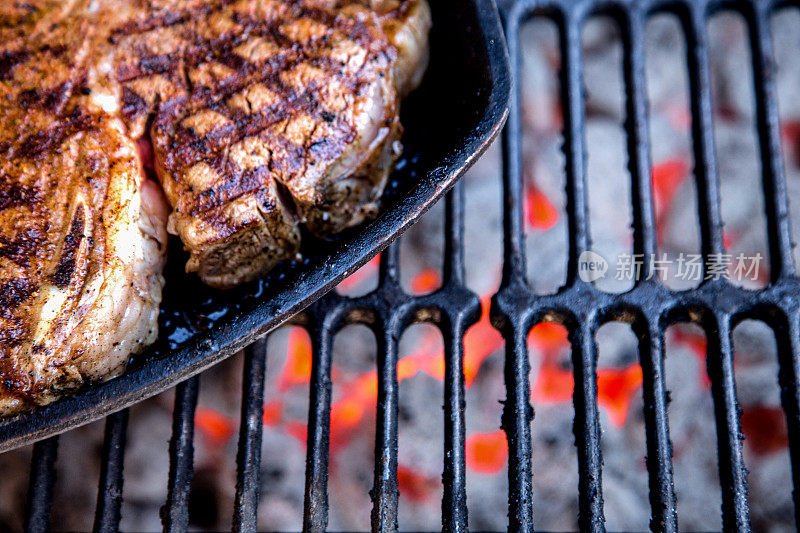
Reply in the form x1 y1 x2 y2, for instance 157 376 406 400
3 0 800 531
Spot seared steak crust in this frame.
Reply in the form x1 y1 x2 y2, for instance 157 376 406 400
0 0 427 411
113 0 430 287
0 1 168 414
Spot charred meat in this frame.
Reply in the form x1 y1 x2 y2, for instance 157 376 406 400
0 0 428 412
116 0 431 287
0 1 168 414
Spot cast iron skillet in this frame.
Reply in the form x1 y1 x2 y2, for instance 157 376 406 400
0 0 511 451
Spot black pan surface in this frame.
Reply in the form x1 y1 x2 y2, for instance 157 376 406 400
0 0 510 451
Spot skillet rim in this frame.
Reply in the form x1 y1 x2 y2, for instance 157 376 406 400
0 0 511 452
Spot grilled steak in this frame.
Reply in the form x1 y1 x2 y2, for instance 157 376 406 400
116 0 431 287
0 1 168 414
0 0 428 412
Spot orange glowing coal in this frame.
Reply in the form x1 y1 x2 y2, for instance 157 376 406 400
262 400 283 427
782 120 800 165
597 364 643 427
410 267 441 293
531 360 644 428
330 371 378 443
397 464 440 502
466 431 508 474
278 328 313 391
285 420 308 443
652 158 689 238
338 254 381 292
461 297 504 386
529 322 572 403
525 186 558 231
195 407 236 447
740 405 789 455
723 230 736 251
531 362 574 404
528 322 569 357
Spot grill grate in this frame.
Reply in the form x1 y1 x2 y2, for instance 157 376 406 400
16 0 800 531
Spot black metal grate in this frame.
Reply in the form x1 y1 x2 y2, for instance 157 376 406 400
17 0 800 531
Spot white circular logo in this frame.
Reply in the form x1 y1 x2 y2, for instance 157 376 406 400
578 250 608 282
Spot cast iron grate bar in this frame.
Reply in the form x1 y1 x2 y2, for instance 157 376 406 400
233 338 269 533
371 275 402 533
747 2 796 281
162 376 199 533
684 1 747 528
23 437 58 533
93 409 129 533
619 4 677 531
495 0 800 532
19 0 800 531
302 320 334 532
497 6 535 532
440 185 472 533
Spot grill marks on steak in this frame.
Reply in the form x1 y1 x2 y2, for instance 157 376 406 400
0 0 428 411
0 1 169 414
112 0 430 287
0 183 41 212
47 207 86 289
0 123 169 414
0 49 31 80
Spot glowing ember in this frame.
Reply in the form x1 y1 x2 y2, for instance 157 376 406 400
528 322 569 356
723 231 736 251
195 407 236 447
529 323 572 404
531 362 574 404
525 186 558 231
410 268 441 293
466 431 508 474
596 364 643 427
331 398 365 428
262 400 283 427
398 357 421 381
285 421 308 444
330 372 379 447
462 297 504 386
396 465 439 501
740 406 789 455
651 158 689 228
782 120 800 165
338 254 381 292
531 360 643 427
420 355 445 383
278 328 313 391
